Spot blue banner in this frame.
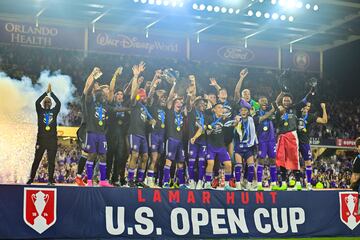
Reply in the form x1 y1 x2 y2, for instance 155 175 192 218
0 185 359 239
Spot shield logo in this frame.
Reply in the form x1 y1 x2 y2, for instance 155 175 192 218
339 192 360 230
23 187 57 234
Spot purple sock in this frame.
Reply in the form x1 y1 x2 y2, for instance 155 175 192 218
188 158 195 180
270 165 277 183
225 173 231 182
205 172 212 182
128 168 135 181
235 163 242 182
306 166 312 183
138 169 145 182
257 164 264 183
163 165 170 184
198 158 205 181
86 161 94 180
247 164 255 182
177 168 185 185
147 170 154 178
99 162 107 181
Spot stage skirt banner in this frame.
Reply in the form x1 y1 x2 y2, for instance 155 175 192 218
0 20 84 50
0 185 359 239
281 49 320 72
336 138 357 147
189 39 279 68
88 30 187 59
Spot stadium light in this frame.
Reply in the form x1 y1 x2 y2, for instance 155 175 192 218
141 0 147 3
247 10 254 16
133 0 139 2
199 4 205 10
221 7 227 13
288 16 294 22
296 1 303 8
280 14 286 20
192 3 198 9
264 12 270 19
235 9 240 14
163 0 169 6
214 6 220 12
313 4 319 11
207 5 213 12
271 0 277 5
149 0 155 4
305 3 311 9
259 0 264 3
279 0 286 7
255 11 262 17
272 13 279 20
228 8 234 14
286 0 297 9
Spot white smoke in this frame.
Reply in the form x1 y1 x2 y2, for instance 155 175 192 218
0 70 76 183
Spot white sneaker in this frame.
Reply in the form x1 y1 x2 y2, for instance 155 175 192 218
235 181 242 190
196 180 203 190
188 180 196 189
245 182 256 191
306 182 312 191
204 181 212 189
147 177 155 188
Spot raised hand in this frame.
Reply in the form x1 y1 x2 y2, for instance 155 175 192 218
47 83 52 93
92 67 102 80
115 67 123 76
209 77 218 86
189 75 196 82
240 68 248 78
320 103 326 109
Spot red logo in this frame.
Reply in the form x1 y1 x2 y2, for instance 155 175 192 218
23 187 57 234
339 192 360 230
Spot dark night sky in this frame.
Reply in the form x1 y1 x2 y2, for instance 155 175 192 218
324 40 360 100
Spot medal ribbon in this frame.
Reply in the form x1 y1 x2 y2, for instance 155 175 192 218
98 104 103 122
159 109 165 126
303 113 308 130
259 109 270 128
210 113 222 128
116 103 125 118
138 102 153 120
281 112 289 123
45 112 50 127
175 111 183 130
196 110 204 130
240 118 249 141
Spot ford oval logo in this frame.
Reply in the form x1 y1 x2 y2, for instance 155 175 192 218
217 46 255 63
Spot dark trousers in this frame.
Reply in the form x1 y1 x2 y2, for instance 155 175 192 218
29 139 57 183
106 133 128 183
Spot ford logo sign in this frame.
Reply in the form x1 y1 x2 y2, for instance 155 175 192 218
217 46 255 63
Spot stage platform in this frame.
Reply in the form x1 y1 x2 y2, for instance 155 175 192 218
0 184 359 239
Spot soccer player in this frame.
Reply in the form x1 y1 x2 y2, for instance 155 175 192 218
203 103 237 191
127 62 153 188
297 102 328 190
274 92 307 191
350 137 360 192
162 81 188 189
84 67 113 187
146 70 165 188
27 83 61 185
233 100 258 190
253 97 277 190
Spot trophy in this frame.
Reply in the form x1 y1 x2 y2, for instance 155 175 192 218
31 191 49 233
160 68 179 85
278 69 291 92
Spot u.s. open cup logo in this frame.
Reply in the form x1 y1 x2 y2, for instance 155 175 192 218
339 192 360 230
23 188 57 234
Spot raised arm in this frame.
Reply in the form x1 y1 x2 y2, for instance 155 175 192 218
108 67 123 102
190 127 203 144
130 62 146 101
166 82 176 109
147 70 162 105
234 68 248 102
83 67 101 95
35 92 48 112
259 104 275 123
275 91 285 107
209 78 222 92
316 103 328 124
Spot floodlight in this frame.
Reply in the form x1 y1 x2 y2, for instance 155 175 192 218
199 4 205 10
272 13 279 20
280 15 286 20
264 12 270 18
313 5 319 11
255 11 262 17
248 10 254 16
228 8 234 14
192 3 198 9
221 7 227 13
214 6 220 12
207 5 213 12
288 16 294 22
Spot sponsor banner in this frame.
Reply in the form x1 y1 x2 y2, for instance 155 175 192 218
336 138 356 147
0 185 360 239
190 40 278 68
88 30 186 59
0 20 84 50
310 137 336 146
281 49 320 72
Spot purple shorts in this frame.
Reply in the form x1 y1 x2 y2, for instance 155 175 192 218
299 143 312 161
188 141 207 160
85 132 107 155
166 138 185 162
129 134 148 154
206 144 231 163
258 141 276 159
149 132 165 153
234 144 255 161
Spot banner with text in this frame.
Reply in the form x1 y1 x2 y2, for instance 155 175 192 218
88 30 186 59
0 20 84 50
0 185 359 239
336 138 356 148
190 40 278 68
281 49 320 72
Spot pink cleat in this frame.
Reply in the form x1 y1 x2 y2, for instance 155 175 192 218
99 180 113 187
87 180 93 187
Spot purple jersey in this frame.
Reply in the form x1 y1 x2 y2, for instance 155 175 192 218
254 110 276 142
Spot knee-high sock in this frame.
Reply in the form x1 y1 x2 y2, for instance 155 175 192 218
247 163 255 182
257 164 264 183
235 163 242 182
128 168 135 181
163 165 171 184
99 162 107 181
77 155 87 176
198 158 205 181
270 165 277 183
188 158 195 181
280 166 287 182
177 167 184 185
86 161 94 180
138 169 145 182
305 166 312 183
205 172 212 182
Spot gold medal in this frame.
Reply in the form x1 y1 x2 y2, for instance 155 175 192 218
45 126 50 131
263 126 268 131
176 127 181 131
284 122 288 126
207 125 212 130
99 120 103 126
161 124 165 128
303 128 307 133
